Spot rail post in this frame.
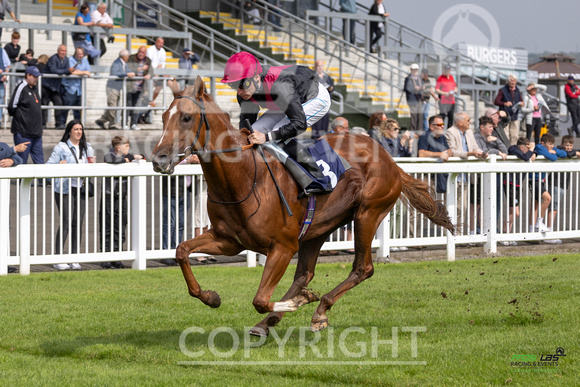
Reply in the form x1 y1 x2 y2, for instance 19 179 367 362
0 179 10 275
483 155 498 254
376 218 390 260
131 170 147 270
246 250 257 268
19 178 32 275
446 173 458 261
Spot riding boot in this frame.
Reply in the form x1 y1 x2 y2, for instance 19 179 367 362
295 148 325 179
283 158 314 190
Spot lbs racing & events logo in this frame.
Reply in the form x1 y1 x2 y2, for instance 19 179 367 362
511 347 566 373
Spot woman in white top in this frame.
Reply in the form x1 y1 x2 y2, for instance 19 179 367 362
521 82 550 145
46 119 95 270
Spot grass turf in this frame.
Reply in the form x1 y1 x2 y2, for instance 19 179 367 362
0 254 578 386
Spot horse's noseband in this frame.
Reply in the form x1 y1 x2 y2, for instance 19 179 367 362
174 95 211 158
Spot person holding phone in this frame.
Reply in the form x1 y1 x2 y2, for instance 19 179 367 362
378 118 413 157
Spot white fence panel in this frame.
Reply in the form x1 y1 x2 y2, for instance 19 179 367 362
1 155 579 275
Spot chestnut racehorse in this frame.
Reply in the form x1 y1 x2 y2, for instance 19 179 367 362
151 76 454 336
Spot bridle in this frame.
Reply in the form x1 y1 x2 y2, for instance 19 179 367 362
174 95 252 159
171 94 259 208
174 95 211 158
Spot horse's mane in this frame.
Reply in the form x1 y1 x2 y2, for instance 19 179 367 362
183 83 239 134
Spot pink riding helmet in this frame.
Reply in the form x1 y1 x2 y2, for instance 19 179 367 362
221 51 262 84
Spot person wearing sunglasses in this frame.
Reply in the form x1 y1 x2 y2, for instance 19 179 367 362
377 118 412 157
418 115 452 196
221 51 333 195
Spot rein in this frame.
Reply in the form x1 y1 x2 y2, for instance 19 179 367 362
174 95 253 157
174 94 259 209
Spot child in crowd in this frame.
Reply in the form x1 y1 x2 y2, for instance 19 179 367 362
530 133 567 238
4 31 21 63
18 48 37 67
502 137 535 244
99 136 143 268
544 135 580 242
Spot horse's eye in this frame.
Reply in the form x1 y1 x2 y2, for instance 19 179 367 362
183 115 192 123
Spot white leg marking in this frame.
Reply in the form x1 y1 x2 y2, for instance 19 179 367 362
272 300 297 312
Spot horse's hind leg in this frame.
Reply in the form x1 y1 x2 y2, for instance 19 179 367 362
175 229 243 308
311 209 390 332
249 234 327 337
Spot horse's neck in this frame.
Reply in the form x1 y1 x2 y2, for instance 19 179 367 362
201 123 255 201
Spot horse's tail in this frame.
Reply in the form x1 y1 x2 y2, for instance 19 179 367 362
397 167 455 234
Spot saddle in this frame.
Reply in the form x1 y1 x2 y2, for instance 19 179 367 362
266 138 351 197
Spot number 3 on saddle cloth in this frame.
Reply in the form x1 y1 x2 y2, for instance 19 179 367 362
272 138 351 198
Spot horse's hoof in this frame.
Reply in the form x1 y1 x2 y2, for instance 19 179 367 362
310 318 329 332
202 290 221 308
248 325 269 337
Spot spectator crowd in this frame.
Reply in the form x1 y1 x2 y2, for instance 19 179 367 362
3 2 580 274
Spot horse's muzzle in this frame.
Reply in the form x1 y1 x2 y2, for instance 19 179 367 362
151 154 174 174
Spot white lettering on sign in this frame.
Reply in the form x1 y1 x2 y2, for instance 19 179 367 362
465 45 517 67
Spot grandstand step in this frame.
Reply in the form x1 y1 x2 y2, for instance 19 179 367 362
271 47 303 54
262 41 290 48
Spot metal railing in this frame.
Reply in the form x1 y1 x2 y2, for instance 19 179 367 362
113 0 410 114
0 70 224 130
2 156 579 275
111 0 284 71
318 0 563 120
0 21 191 67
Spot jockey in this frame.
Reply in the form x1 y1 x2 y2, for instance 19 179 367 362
221 51 333 196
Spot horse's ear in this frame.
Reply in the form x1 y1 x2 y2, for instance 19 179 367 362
194 76 205 98
171 78 183 97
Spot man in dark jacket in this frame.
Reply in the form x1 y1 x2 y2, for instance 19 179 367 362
564 76 580 137
42 44 69 129
418 115 451 193
494 75 523 145
126 46 153 130
8 66 44 164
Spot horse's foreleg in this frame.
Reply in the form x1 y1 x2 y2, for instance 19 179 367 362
311 208 391 332
251 245 297 315
249 235 327 337
176 229 243 308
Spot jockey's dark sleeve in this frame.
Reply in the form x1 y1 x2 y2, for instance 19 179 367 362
268 78 308 141
238 97 260 129
237 65 319 141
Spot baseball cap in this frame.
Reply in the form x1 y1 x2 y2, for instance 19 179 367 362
568 75 575 80
444 64 452 70
410 63 419 70
421 68 429 75
485 108 498 117
25 66 42 77
183 48 192 53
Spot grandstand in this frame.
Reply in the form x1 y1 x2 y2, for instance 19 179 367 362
0 0 492 136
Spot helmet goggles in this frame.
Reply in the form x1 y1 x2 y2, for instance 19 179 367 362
227 78 254 91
